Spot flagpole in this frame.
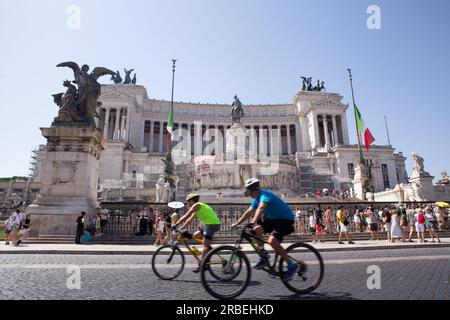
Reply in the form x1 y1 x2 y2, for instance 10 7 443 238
168 59 177 152
384 115 391 146
347 68 363 157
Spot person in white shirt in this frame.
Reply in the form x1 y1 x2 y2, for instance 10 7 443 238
7 208 22 246
309 213 318 243
295 208 304 234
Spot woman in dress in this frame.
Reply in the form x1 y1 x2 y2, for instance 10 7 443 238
390 208 402 242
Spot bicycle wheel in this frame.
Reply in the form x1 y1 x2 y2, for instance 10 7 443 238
152 244 185 280
279 242 324 294
201 245 251 300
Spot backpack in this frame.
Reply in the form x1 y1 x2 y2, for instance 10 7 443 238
418 212 425 224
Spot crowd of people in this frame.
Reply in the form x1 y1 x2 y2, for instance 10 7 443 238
294 203 448 244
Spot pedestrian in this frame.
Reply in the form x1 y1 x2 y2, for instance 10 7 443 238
365 206 379 241
435 206 446 231
17 213 32 245
325 206 334 234
382 208 392 242
130 209 138 236
336 206 354 244
163 212 172 244
414 209 426 243
139 213 149 237
406 205 416 242
7 208 22 246
308 213 318 243
353 207 361 233
400 207 409 242
295 208 304 234
100 208 108 236
4 216 12 245
94 209 102 236
154 212 165 246
148 208 155 236
425 206 441 243
390 208 402 242
75 211 86 244
314 205 325 242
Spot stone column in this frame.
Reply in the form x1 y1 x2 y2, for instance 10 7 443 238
294 122 301 152
149 120 154 152
332 115 338 147
120 114 126 140
341 112 350 145
158 121 164 153
194 122 202 156
286 124 292 154
125 107 132 143
323 114 330 150
140 119 145 149
103 107 110 140
312 112 320 149
113 107 121 140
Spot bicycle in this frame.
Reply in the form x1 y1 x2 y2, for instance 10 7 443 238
151 226 206 280
200 223 324 299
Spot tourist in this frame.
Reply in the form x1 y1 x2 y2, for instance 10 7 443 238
400 207 409 242
94 210 102 236
139 213 149 237
154 212 165 246
17 213 32 245
336 206 354 244
390 208 402 243
314 205 325 242
130 209 138 236
365 206 379 241
163 212 172 243
75 211 86 244
325 206 334 234
382 208 392 242
425 206 441 243
406 205 416 242
100 208 108 236
148 207 155 236
4 216 12 245
295 208 304 234
8 208 22 246
308 213 318 244
175 194 221 273
414 209 426 243
353 206 361 233
435 205 447 231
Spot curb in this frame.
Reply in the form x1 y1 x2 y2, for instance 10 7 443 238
1 243 449 255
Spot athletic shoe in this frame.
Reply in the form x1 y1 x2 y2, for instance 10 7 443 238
253 250 270 269
282 261 299 281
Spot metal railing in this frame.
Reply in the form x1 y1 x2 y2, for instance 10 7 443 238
99 200 449 238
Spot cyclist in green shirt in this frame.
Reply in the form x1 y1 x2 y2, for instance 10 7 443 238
174 194 221 272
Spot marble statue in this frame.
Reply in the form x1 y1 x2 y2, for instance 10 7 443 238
439 171 450 185
162 181 171 203
412 152 425 174
155 177 164 202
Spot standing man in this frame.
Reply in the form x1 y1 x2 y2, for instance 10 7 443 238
174 194 221 273
336 206 354 244
75 211 86 244
232 178 298 281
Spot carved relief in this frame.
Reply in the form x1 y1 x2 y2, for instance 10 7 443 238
52 161 79 184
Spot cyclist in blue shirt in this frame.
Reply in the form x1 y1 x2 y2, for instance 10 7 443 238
232 178 298 281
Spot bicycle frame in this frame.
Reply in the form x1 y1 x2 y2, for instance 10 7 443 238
174 232 204 263
231 227 282 278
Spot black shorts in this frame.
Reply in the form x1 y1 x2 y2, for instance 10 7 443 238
257 218 294 242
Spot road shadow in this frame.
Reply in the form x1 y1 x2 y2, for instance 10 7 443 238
272 291 359 300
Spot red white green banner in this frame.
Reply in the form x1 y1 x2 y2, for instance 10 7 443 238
166 107 174 147
354 105 375 152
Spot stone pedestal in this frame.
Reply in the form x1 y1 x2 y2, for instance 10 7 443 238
352 156 372 201
26 127 105 236
409 171 435 201
226 123 247 161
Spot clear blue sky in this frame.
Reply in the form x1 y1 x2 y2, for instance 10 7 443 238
1 0 449 180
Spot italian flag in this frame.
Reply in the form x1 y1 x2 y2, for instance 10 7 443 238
166 106 174 146
355 105 375 152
